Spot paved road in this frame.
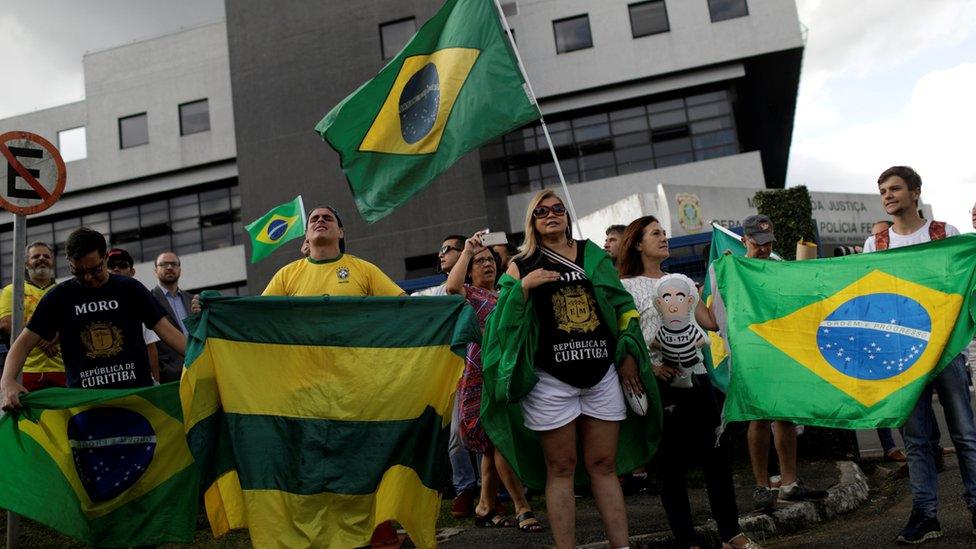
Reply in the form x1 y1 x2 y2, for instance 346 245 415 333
767 456 974 548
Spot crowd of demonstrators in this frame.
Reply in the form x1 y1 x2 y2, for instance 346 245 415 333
617 215 759 549
445 230 543 533
862 166 976 544
106 248 162 383
1 228 185 408
603 224 626 268
0 241 65 390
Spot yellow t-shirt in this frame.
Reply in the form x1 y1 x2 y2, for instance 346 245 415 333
0 281 65 373
263 254 404 297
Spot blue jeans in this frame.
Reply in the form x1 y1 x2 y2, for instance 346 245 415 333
449 396 479 494
904 354 976 517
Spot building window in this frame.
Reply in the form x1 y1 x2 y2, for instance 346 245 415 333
179 99 210 135
553 15 592 54
629 1 669 37
57 127 87 162
380 17 416 59
708 0 748 22
119 113 149 149
480 88 739 196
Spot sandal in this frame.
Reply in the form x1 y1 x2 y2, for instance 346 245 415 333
515 511 544 533
473 510 511 528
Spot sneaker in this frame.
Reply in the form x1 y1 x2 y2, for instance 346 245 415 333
451 490 475 518
779 480 828 502
897 509 942 544
752 486 777 512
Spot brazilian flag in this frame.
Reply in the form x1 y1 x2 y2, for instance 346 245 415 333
0 384 198 547
716 235 976 427
244 195 306 263
315 0 540 223
182 294 479 548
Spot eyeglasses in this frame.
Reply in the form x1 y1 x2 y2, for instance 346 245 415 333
439 245 463 255
532 203 567 219
69 259 106 278
472 257 494 266
156 261 181 268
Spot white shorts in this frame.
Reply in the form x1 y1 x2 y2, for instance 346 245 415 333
521 366 626 431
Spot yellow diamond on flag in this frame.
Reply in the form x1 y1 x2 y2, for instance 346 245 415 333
255 214 300 244
359 48 480 155
749 270 963 407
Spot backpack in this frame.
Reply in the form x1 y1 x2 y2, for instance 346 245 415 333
874 221 946 251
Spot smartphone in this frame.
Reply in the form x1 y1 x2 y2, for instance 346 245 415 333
480 231 508 247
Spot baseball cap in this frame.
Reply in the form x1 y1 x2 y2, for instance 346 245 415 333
742 214 776 245
106 248 134 267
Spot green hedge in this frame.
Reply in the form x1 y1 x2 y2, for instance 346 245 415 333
752 186 817 260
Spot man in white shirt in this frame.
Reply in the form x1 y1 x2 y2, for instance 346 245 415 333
413 235 465 297
862 166 976 544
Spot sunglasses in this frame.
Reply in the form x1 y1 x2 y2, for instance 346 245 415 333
439 245 463 255
70 259 106 278
532 203 567 219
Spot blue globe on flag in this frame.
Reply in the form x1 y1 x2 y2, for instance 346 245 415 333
265 219 290 242
399 63 440 144
816 293 930 381
68 407 157 502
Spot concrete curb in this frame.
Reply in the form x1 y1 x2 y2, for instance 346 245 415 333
579 461 871 548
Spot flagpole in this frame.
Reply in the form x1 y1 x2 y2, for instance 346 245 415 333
491 0 582 238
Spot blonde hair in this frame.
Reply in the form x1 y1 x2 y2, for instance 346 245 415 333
513 189 574 261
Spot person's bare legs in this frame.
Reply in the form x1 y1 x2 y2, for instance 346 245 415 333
748 420 771 486
494 449 533 516
772 420 798 485
539 421 578 549
475 451 500 518
579 415 629 548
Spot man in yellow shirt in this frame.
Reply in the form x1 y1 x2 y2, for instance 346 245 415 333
263 206 404 298
0 241 65 390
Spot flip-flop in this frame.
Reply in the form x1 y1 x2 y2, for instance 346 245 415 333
473 510 510 528
515 511 544 533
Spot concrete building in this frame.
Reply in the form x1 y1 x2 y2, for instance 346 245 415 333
0 22 245 293
225 0 805 288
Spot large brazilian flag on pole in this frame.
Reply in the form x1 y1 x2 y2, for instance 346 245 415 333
315 0 541 223
181 294 479 548
0 384 198 547
716 235 976 428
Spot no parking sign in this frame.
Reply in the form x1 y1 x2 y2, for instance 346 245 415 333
0 131 67 215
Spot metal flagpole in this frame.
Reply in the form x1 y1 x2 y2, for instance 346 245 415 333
491 0 582 238
6 213 25 549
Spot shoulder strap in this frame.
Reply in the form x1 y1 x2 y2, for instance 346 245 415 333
929 221 947 241
875 228 890 251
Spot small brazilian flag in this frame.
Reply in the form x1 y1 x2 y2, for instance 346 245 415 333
244 195 306 263
0 384 199 547
182 294 479 548
315 0 541 223
715 234 976 428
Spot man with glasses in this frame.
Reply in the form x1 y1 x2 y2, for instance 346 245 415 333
151 252 194 383
1 228 185 410
0 241 65 390
413 235 466 296
106 248 162 383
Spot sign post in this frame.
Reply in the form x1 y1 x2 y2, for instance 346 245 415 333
0 131 67 549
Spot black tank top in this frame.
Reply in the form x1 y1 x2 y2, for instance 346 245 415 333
515 241 615 388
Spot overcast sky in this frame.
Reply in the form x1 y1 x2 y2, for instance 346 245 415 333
1 0 974 232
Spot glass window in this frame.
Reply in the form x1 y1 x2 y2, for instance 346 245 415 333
553 15 592 53
629 1 669 38
380 17 416 59
708 0 748 22
119 113 149 149
179 99 210 135
57 127 87 163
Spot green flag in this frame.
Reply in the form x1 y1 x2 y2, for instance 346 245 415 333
716 234 976 428
701 223 782 392
244 195 306 263
0 384 199 547
315 0 541 223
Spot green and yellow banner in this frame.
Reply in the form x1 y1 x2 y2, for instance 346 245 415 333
315 0 540 222
717 235 976 427
0 384 198 547
182 294 479 548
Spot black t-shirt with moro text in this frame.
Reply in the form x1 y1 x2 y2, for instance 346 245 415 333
28 274 166 389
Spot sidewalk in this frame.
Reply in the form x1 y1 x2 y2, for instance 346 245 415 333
435 460 868 548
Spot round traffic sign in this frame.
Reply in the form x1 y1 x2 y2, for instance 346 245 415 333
0 131 67 215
